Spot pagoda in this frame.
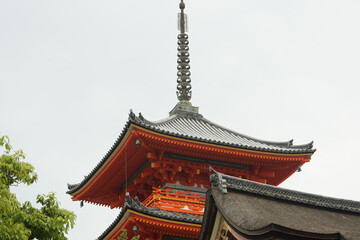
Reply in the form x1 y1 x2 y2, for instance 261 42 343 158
67 1 315 239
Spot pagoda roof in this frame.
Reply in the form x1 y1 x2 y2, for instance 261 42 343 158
200 168 360 240
67 110 315 195
98 193 202 240
132 110 314 154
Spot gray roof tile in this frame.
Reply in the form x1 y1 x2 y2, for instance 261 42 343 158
209 167 360 214
206 168 360 240
98 193 202 240
67 110 315 195
135 111 315 154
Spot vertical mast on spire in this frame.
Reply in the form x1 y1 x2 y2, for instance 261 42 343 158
176 0 192 102
170 0 199 116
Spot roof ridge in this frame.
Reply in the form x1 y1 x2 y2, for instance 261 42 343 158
137 112 298 148
290 141 314 149
130 111 315 153
67 109 315 195
196 116 299 148
137 113 178 126
210 167 360 214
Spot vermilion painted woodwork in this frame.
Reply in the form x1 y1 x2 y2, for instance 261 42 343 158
102 209 201 240
70 124 313 239
142 188 205 215
70 125 312 207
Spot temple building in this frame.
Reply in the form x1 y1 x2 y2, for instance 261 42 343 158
200 168 360 240
67 1 360 240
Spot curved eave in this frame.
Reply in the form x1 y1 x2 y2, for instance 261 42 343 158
67 113 315 196
201 184 360 240
138 113 315 153
200 193 341 240
212 189 359 240
135 125 315 156
227 221 342 240
66 119 133 195
99 208 202 240
210 169 360 214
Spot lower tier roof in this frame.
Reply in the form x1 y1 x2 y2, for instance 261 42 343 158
99 193 202 240
200 168 360 240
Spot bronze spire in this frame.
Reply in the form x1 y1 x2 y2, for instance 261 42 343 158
170 0 199 116
176 0 192 102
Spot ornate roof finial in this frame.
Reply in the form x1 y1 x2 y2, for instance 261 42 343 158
170 0 199 116
176 0 192 102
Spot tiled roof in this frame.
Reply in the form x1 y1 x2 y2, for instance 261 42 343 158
134 111 315 154
210 167 360 214
98 193 202 240
203 168 360 240
67 110 315 194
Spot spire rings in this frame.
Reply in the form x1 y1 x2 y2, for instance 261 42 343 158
176 32 192 101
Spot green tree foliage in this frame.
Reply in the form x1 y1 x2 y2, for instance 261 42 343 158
115 229 140 240
0 135 76 240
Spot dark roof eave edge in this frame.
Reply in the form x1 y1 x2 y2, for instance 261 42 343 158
142 113 314 150
97 206 128 240
210 168 360 214
66 118 133 195
97 204 202 240
67 111 315 195
209 188 274 237
135 122 316 155
210 188 347 239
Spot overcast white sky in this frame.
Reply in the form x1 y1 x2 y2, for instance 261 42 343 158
1 0 360 239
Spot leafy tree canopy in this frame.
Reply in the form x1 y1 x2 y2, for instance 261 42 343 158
0 135 76 240
115 229 140 240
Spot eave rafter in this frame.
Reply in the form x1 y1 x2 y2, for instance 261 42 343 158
133 214 200 238
69 126 312 207
104 210 201 240
133 126 313 163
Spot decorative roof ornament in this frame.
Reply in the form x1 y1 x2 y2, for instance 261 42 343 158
176 0 192 102
170 0 199 116
209 166 228 194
